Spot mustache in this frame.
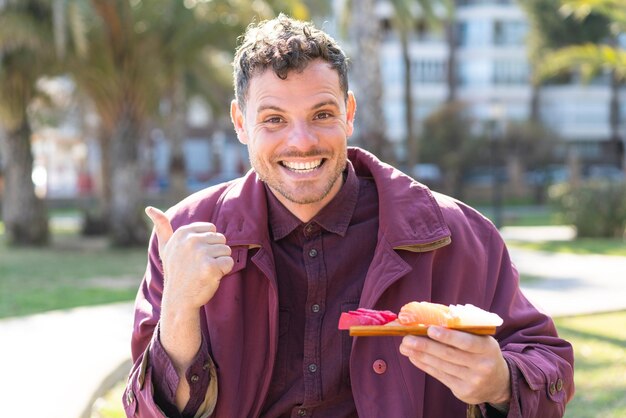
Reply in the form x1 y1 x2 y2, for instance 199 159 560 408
276 148 329 159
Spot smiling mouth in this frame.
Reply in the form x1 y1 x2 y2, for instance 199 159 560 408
280 159 325 173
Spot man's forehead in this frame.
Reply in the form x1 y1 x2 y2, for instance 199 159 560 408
245 63 344 108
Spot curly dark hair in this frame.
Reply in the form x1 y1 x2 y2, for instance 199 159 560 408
232 13 349 111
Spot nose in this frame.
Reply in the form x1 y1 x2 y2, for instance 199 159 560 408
286 120 318 149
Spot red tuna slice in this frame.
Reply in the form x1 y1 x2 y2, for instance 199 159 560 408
338 308 398 330
355 308 397 322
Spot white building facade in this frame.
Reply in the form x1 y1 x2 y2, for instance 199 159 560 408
371 0 625 162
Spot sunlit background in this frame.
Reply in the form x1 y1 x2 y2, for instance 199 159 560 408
0 0 625 417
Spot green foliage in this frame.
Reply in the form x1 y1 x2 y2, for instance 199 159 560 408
421 101 486 196
0 0 59 130
540 43 626 81
502 120 561 169
549 180 626 238
518 0 612 84
538 0 626 82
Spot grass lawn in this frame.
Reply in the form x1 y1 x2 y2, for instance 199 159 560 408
0 234 147 318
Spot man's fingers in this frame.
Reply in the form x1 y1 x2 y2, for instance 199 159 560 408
145 206 174 251
216 256 235 275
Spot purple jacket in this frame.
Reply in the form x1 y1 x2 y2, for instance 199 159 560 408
124 148 574 417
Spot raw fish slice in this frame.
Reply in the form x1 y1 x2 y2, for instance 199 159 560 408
397 301 459 327
337 309 398 329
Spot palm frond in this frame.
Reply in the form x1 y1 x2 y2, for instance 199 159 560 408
539 43 626 82
560 0 626 28
0 11 51 53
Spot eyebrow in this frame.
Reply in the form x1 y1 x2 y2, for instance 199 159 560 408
256 100 340 114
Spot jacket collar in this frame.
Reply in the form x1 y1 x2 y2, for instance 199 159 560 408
213 147 451 251
348 147 451 252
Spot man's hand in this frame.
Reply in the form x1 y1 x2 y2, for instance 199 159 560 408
145 206 234 411
146 206 234 311
399 326 510 406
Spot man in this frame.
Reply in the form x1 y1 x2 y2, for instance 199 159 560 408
124 14 574 418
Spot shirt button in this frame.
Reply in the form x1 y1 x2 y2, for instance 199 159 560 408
311 304 321 313
556 378 563 391
297 409 307 416
373 359 387 374
308 249 318 258
190 374 200 383
549 382 557 395
308 363 318 373
305 224 314 233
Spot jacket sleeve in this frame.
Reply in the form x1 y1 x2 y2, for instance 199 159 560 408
481 227 575 418
123 232 218 418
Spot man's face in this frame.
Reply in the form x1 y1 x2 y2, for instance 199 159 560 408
231 59 356 220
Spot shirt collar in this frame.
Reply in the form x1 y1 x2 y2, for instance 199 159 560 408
266 160 360 241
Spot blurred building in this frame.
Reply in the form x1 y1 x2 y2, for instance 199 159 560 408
366 0 625 162
14 0 625 201
23 77 246 201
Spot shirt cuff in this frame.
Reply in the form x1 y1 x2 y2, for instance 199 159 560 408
149 326 213 418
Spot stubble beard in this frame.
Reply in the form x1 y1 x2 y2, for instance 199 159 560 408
251 148 347 205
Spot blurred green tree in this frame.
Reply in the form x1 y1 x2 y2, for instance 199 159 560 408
64 0 308 246
397 0 458 170
518 0 611 122
64 0 163 246
538 0 626 168
0 0 54 246
421 101 486 198
341 0 391 162
153 0 309 202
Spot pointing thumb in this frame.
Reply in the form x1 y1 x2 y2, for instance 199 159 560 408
145 206 174 254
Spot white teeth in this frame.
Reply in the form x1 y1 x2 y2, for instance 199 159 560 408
282 159 322 172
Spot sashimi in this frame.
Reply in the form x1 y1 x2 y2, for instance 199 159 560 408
397 301 503 327
338 308 397 330
397 302 455 327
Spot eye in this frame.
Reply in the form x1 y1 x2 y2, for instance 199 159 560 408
264 116 284 124
314 111 332 120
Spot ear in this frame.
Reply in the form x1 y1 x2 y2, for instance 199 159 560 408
345 91 357 138
230 100 248 144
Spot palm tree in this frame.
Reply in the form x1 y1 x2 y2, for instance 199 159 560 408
148 0 285 202
344 0 391 162
539 0 625 168
439 0 458 104
519 0 611 123
0 0 55 245
64 0 164 246
66 0 312 245
386 0 451 170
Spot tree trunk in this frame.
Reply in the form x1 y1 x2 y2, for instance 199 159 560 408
108 111 148 246
609 69 623 169
444 17 457 103
348 0 391 162
529 78 541 124
401 30 418 170
166 73 188 203
0 120 49 246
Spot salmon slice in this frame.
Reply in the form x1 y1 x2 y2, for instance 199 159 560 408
397 302 459 327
